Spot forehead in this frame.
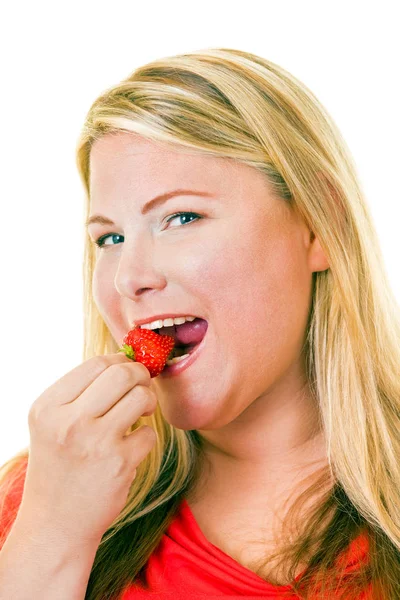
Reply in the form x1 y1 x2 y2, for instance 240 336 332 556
90 132 231 182
89 132 270 194
88 132 290 225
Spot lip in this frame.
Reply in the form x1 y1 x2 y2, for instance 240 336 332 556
132 314 204 328
159 331 207 378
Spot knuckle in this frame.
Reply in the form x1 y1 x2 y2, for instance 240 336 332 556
52 412 86 447
146 389 158 413
54 420 75 447
131 384 150 402
108 363 134 386
133 361 151 381
27 405 37 427
127 385 155 413
89 354 129 376
90 355 110 372
28 397 46 425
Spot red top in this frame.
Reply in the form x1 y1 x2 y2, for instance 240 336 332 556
0 459 373 599
121 499 372 599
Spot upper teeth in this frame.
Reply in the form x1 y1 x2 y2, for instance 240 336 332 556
139 316 196 330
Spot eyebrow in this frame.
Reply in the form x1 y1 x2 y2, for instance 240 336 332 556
85 189 214 228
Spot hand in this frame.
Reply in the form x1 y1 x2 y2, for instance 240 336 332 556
19 353 157 546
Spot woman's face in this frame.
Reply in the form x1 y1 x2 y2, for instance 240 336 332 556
88 132 329 432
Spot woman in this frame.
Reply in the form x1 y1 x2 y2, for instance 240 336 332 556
0 48 399 599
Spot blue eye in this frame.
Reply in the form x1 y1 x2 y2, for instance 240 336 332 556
93 211 201 249
94 233 124 249
165 211 201 228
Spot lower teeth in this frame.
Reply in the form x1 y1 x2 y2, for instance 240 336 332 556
166 353 190 366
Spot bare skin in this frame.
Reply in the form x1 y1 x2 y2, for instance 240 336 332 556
88 131 332 581
185 429 332 580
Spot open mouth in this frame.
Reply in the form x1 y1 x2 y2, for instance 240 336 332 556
152 318 208 360
168 342 198 359
151 330 197 359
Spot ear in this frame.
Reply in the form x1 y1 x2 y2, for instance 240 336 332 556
308 232 330 273
307 171 347 273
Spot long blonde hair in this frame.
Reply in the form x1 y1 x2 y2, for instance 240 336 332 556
1 48 399 599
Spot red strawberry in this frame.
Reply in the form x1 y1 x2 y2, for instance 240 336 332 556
118 327 176 378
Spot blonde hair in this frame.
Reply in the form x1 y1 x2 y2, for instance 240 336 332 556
1 48 399 599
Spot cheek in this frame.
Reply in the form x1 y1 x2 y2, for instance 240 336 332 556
245 242 312 380
92 265 110 310
164 236 222 290
207 229 312 374
92 263 122 329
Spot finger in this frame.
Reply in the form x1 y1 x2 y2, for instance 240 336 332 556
122 425 158 463
101 385 157 438
72 362 151 418
38 354 151 408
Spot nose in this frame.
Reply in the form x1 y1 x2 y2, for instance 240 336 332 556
114 236 167 299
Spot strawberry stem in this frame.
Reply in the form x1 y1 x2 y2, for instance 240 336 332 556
118 344 136 360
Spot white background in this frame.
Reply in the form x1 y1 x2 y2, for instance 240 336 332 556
1 1 399 466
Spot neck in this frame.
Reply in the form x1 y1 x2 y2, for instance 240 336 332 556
190 377 331 510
